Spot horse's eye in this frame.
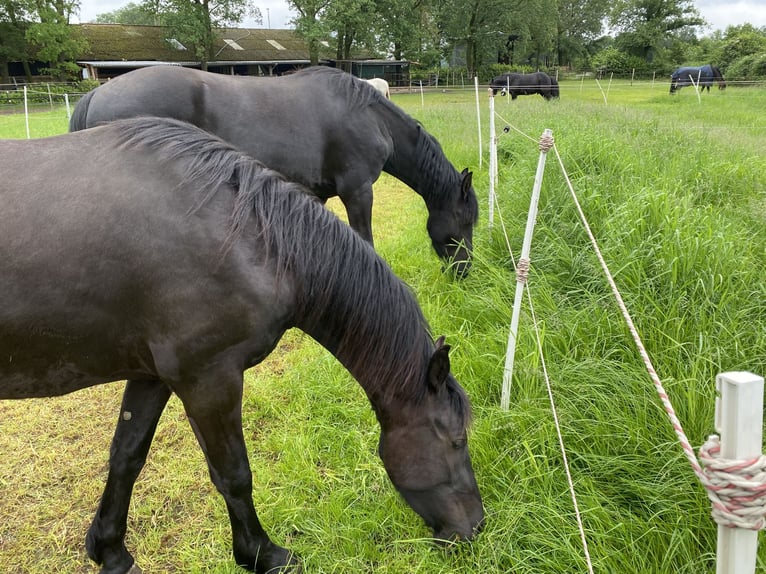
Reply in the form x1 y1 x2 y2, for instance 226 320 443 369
452 439 467 450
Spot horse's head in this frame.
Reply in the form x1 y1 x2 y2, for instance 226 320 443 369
377 337 484 542
669 74 680 94
490 75 509 96
427 168 478 278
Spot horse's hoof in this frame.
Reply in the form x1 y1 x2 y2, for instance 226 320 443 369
127 564 143 574
263 550 301 573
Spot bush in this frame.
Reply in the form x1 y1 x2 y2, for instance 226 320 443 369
726 53 766 80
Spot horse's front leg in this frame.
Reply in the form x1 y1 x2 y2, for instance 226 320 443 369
177 372 298 573
86 378 172 574
339 183 374 246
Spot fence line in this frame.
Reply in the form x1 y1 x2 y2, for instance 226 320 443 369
491 107 766 573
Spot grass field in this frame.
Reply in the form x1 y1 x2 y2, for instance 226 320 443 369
1 79 766 573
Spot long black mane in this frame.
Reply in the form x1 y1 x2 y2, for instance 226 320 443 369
292 66 385 109
114 117 469 417
297 67 477 221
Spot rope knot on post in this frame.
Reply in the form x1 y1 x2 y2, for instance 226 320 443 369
538 131 554 153
516 257 530 285
699 434 766 530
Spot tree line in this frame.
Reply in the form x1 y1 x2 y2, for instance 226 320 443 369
2 0 766 83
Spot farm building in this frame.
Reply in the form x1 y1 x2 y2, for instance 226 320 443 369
73 24 410 85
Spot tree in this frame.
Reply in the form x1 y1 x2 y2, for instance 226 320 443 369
324 0 378 62
287 0 331 65
436 0 520 75
0 0 32 82
94 2 162 25
609 0 703 63
25 0 88 80
158 0 261 70
556 0 609 67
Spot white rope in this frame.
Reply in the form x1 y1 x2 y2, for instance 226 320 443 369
492 113 766 572
526 281 595 574
550 144 766 531
492 120 594 573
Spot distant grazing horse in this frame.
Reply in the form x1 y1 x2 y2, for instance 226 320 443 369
490 72 560 100
70 66 477 275
0 117 484 574
670 65 726 94
365 77 391 99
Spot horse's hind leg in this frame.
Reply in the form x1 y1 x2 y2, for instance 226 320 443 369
87 378 172 574
177 371 298 573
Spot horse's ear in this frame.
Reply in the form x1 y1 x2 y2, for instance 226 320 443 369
460 169 473 199
428 336 451 391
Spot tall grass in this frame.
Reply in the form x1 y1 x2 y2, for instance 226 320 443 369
1 80 765 572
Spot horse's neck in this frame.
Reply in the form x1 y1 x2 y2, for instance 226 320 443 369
383 116 455 208
291 245 428 407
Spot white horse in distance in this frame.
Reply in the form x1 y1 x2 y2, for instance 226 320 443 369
365 77 391 99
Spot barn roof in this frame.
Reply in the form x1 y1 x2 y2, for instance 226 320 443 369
75 24 332 64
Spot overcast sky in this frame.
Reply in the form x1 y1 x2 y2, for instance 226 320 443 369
73 0 297 28
72 0 766 33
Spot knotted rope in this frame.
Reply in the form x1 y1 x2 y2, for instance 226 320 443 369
515 257 530 285
699 435 766 530
538 131 555 153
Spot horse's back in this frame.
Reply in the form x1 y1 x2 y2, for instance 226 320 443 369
0 123 291 398
71 66 216 129
69 66 392 200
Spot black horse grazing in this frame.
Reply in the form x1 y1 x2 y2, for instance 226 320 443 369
670 65 726 94
69 66 478 276
490 72 560 100
0 118 483 574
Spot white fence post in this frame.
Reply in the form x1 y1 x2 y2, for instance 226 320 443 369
23 86 30 139
501 129 553 410
474 76 482 169
715 372 764 574
487 89 496 232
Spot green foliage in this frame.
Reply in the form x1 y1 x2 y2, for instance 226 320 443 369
715 24 766 71
591 46 647 73
94 1 162 25
727 52 766 79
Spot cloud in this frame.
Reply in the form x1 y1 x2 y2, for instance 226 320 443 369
695 0 766 31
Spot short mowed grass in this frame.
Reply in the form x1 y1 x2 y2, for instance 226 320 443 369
1 79 765 573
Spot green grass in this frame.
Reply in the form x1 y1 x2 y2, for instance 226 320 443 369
1 79 766 572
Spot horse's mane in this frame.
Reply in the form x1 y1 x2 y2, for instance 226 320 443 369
296 68 477 224
292 66 385 109
112 117 470 419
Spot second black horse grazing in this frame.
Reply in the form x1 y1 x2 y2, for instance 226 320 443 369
490 72 560 100
0 118 484 574
70 66 478 276
669 64 726 94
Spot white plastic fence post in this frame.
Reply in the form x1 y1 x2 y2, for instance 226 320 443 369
23 86 30 139
474 76 482 169
501 128 553 410
715 372 764 574
487 89 496 232
64 93 71 120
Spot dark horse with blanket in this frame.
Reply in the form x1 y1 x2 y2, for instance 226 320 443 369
490 72 560 100
670 65 726 94
0 117 484 574
70 66 478 276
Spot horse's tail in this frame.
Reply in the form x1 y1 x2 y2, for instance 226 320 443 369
711 65 727 90
68 88 96 132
